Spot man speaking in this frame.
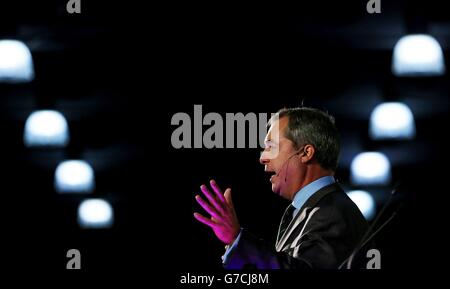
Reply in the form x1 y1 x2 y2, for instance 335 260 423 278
193 107 369 269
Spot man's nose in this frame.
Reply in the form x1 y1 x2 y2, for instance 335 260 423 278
260 151 270 165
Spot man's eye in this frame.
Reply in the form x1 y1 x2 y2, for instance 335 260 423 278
266 145 277 152
264 142 277 151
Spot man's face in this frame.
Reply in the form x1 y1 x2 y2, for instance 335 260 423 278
260 117 304 200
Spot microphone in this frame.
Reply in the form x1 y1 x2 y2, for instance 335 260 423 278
275 148 304 182
339 182 402 269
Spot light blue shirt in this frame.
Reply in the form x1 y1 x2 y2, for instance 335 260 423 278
291 175 336 218
222 175 335 264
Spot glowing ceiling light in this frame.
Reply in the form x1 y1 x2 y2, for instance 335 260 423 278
351 152 391 186
392 34 445 76
24 110 69 147
347 190 376 220
55 160 95 193
369 102 416 140
78 199 113 229
0 39 34 83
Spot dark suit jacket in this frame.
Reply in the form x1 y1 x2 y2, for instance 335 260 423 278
223 183 369 269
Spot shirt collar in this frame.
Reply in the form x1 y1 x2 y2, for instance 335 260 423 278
291 175 336 215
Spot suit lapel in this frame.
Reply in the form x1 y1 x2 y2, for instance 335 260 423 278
275 183 343 252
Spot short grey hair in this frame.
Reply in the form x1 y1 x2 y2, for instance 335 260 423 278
269 107 340 171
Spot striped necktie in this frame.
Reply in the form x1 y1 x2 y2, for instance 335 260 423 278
279 204 296 238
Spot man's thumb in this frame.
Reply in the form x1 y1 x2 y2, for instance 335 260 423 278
224 188 234 208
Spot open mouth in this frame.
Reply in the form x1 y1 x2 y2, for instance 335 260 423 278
266 171 277 182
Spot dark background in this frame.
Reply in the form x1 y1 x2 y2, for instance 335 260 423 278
1 0 449 284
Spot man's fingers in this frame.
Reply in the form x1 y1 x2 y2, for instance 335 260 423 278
210 179 227 204
195 195 221 219
193 212 216 228
224 188 234 209
200 184 224 212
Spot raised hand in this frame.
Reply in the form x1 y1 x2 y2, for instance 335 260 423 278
194 179 240 245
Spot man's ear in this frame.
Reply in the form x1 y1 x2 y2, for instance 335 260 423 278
300 144 315 163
